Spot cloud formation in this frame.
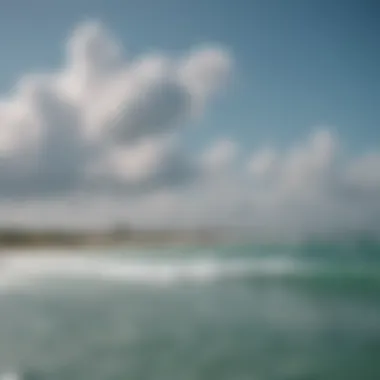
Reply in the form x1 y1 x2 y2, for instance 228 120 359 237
0 20 379 237
0 20 232 197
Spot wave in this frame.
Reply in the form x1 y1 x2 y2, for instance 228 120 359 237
0 249 379 291
0 251 300 289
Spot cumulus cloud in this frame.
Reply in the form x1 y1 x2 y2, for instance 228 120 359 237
0 20 232 197
0 20 379 237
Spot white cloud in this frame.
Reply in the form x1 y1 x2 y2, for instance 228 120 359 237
187 128 380 237
178 45 232 115
0 20 379 237
201 138 238 172
345 152 380 190
248 148 277 177
0 20 232 197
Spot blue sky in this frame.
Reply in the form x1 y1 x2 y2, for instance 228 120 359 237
0 0 379 232
0 0 379 153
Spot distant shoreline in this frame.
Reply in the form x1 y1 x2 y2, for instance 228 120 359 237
0 228 222 252
1 228 379 252
0 240 216 252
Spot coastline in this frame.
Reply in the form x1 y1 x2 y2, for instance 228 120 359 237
2 228 377 254
0 228 223 254
0 241 216 253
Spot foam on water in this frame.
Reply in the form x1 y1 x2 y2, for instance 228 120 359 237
0 250 300 291
1 246 378 293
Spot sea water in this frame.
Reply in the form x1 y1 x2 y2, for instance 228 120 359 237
0 244 379 380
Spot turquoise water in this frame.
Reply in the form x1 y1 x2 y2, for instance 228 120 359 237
0 244 379 380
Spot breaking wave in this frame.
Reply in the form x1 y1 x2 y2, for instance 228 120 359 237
0 251 300 289
0 247 379 292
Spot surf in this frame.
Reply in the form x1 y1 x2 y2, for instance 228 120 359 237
0 246 378 292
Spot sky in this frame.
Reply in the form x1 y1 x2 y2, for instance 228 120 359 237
0 0 379 237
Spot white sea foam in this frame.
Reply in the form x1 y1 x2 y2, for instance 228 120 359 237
0 250 300 291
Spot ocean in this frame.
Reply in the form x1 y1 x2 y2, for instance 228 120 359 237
0 243 379 380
